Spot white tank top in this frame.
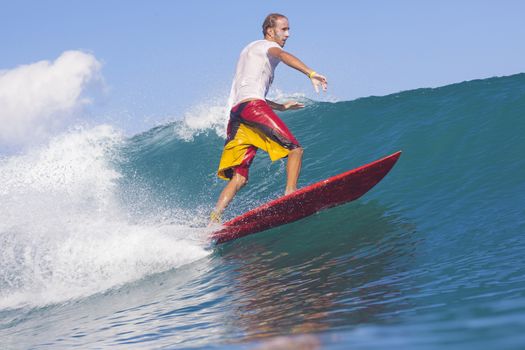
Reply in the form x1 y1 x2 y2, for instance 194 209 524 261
228 40 281 108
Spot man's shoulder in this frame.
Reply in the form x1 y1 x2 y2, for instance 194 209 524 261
244 39 280 51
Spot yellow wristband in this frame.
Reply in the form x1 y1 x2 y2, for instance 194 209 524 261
308 71 316 79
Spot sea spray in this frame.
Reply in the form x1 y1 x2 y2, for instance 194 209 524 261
0 126 209 309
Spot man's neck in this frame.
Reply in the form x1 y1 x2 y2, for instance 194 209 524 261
264 36 276 44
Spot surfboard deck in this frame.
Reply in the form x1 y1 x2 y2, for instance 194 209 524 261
211 151 401 244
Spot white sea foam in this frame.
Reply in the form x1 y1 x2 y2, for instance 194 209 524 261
267 88 308 103
173 98 229 141
0 126 209 310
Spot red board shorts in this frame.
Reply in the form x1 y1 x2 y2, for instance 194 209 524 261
217 99 301 181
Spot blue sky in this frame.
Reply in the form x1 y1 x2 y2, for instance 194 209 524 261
1 0 524 136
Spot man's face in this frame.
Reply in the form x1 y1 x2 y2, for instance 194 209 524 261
269 17 290 47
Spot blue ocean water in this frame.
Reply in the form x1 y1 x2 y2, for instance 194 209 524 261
1 73 524 349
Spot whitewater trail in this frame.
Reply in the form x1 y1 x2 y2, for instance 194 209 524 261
0 126 210 309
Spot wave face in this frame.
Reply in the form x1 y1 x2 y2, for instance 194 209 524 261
1 73 524 349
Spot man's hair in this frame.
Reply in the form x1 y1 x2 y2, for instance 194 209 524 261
262 13 287 36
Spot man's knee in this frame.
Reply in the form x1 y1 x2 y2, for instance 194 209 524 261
290 147 304 157
232 173 248 189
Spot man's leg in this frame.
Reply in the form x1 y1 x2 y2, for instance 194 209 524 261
285 147 304 195
211 173 247 222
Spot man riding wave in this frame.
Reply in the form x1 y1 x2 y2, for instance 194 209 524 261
211 13 328 223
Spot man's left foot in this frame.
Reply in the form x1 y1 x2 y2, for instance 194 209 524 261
208 210 222 226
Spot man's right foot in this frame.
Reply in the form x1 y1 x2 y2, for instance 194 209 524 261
285 188 297 196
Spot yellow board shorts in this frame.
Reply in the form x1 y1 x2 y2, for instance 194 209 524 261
218 100 301 181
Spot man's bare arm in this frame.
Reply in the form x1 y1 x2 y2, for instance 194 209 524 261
268 48 312 75
266 99 284 111
268 47 328 92
266 99 304 111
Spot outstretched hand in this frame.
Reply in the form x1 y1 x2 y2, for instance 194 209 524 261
282 101 305 110
310 73 328 93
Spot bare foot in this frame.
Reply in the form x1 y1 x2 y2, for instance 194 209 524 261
285 188 297 196
207 210 222 227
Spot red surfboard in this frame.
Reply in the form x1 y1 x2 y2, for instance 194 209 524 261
211 151 401 244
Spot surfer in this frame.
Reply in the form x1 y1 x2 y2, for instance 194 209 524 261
210 13 328 223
